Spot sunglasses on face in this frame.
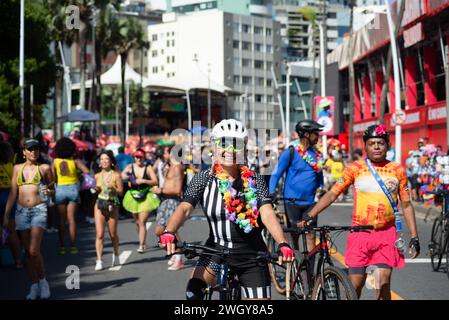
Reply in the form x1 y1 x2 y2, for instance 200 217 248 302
215 138 245 153
26 147 40 152
135 156 144 159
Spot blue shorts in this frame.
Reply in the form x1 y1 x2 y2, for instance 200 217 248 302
15 203 47 231
0 189 15 220
55 184 80 205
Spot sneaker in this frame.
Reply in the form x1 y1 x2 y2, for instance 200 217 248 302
39 278 51 300
168 259 184 271
167 255 176 266
69 247 79 255
58 247 66 255
111 254 120 267
95 260 103 271
137 245 146 254
26 283 40 300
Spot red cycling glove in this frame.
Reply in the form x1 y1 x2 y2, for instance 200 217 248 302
159 231 176 245
279 242 294 259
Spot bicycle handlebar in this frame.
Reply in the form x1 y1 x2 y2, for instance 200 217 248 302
283 225 374 234
168 242 279 263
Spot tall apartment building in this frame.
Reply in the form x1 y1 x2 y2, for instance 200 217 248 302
147 10 282 129
273 0 351 61
165 0 273 17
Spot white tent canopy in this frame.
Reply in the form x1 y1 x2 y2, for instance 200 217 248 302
72 57 151 89
72 56 238 95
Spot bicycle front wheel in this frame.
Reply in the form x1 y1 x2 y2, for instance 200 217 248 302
430 216 444 271
311 266 358 300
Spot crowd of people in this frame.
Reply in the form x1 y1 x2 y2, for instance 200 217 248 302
405 138 449 206
0 118 422 301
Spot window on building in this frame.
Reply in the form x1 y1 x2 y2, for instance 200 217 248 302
255 43 263 52
255 60 264 69
167 56 170 63
328 12 337 19
267 112 273 120
144 67 148 73
233 75 240 85
152 34 157 41
172 72 175 77
167 32 170 37
152 66 158 74
161 49 164 55
267 79 272 87
167 73 170 78
254 26 263 34
242 59 251 67
266 45 272 53
233 40 240 49
266 61 272 70
255 94 263 102
242 24 250 33
234 57 240 66
267 95 273 103
172 39 175 46
266 28 272 36
172 32 175 36
167 40 170 47
242 76 252 85
152 50 158 57
172 56 175 63
233 22 240 32
161 66 164 71
242 41 251 50
257 77 264 86
144 51 147 57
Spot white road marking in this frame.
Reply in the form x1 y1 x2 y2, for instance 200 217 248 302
109 250 132 271
405 258 447 264
331 203 354 207
146 222 152 231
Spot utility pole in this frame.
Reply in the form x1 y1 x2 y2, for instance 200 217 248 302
385 0 402 163
286 63 291 144
30 85 34 137
20 0 25 139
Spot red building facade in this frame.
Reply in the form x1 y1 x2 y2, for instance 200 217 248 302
329 0 449 164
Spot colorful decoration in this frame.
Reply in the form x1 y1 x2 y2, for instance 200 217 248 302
213 163 259 233
374 124 387 135
294 141 324 172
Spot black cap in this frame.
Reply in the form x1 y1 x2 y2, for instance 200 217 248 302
363 124 390 143
23 138 40 149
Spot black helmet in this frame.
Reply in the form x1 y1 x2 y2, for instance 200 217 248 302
363 124 390 143
295 120 324 135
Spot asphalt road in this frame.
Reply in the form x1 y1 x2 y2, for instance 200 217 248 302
1 202 448 300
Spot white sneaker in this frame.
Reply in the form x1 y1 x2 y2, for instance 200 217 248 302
39 278 51 299
167 255 176 266
137 245 146 253
95 260 103 271
111 254 120 267
26 283 40 300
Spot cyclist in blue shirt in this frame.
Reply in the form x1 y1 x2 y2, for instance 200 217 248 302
269 120 325 251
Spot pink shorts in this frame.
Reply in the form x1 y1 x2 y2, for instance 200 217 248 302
345 226 405 269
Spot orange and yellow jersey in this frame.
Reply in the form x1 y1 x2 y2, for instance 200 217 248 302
331 160 410 230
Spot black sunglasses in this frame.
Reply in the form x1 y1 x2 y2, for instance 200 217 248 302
26 146 40 152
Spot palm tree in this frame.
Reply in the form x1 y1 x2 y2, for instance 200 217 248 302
46 0 77 139
107 17 148 143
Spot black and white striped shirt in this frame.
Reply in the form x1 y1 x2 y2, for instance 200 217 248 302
183 169 272 250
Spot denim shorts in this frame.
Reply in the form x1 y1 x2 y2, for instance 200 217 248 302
55 184 80 205
15 203 48 231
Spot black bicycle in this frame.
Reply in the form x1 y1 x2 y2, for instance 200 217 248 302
264 196 306 294
171 242 278 300
283 224 374 300
428 189 449 277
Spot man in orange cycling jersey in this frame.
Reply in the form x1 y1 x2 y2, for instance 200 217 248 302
300 124 420 300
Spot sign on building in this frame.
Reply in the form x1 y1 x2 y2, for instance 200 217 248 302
314 96 335 136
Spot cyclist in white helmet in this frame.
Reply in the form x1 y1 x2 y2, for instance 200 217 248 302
160 119 294 300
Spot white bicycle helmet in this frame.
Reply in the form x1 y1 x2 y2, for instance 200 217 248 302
211 119 248 140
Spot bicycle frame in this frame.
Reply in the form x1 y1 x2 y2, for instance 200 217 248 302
291 229 334 299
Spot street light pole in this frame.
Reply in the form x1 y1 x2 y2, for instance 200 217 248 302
385 0 402 163
207 63 211 129
286 63 291 144
20 0 25 138
318 22 327 159
125 82 130 144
